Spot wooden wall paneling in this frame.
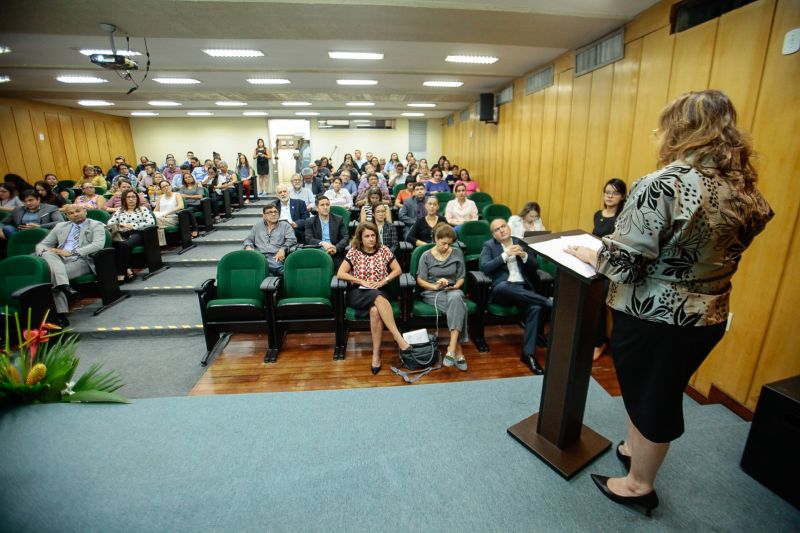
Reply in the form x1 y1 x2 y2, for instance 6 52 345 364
44 113 69 179
82 118 102 166
515 88 533 210
57 114 81 180
496 101 510 205
561 72 592 231
603 38 643 184
708 0 775 129
526 90 545 206
579 65 614 232
113 120 136 162
0 106 26 177
486 121 500 197
666 18 718 100
0 127 8 176
95 120 113 170
10 107 42 181
509 80 526 210
547 69 575 231
536 85 558 228
627 26 674 181
28 110 55 176
72 117 91 170
625 0 674 43
694 0 800 405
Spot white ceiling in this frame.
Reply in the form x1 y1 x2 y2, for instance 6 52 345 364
0 0 659 120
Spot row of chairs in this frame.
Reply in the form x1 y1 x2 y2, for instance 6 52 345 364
197 245 554 366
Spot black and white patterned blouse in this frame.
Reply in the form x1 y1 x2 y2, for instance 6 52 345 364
107 207 156 231
597 163 773 327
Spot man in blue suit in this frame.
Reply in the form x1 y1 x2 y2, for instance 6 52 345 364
480 218 552 375
276 183 310 243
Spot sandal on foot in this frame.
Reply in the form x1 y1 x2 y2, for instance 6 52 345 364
455 356 468 371
443 352 455 367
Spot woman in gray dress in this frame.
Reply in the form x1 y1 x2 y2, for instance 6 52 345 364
416 223 469 371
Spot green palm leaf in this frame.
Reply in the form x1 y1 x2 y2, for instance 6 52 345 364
63 390 130 404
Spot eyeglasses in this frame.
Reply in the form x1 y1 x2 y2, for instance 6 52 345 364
604 190 622 197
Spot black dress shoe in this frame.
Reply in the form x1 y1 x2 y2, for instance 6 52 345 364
616 441 631 472
371 365 382 375
57 285 81 303
521 354 544 375
590 474 658 517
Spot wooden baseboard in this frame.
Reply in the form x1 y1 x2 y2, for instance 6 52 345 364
686 384 754 421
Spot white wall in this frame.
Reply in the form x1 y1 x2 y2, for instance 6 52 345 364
129 117 270 165
130 117 443 169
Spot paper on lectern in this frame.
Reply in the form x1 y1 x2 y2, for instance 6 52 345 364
531 234 602 279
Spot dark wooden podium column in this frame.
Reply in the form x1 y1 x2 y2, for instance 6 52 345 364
508 231 611 479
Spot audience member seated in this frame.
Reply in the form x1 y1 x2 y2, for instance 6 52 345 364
455 168 480 194
301 166 323 195
355 175 391 207
200 166 227 223
276 184 309 242
137 162 158 192
193 159 212 183
406 196 445 246
0 182 23 212
339 169 358 196
425 169 450 195
1 189 64 240
162 158 181 185
387 163 408 189
394 179 415 209
35 204 105 327
336 221 412 374
304 195 348 270
508 201 546 238
360 187 394 224
399 182 428 229
134 155 150 175
106 156 126 181
243 203 297 275
337 153 357 173
232 155 252 203
373 203 398 253
74 181 107 211
289 173 316 212
324 177 353 209
445 182 479 227
385 152 401 174
107 190 157 283
153 180 185 230
318 157 333 176
34 180 67 209
178 174 203 237
416 223 469 371
172 164 191 189
217 161 240 204
481 218 552 375
110 163 138 190
43 173 68 202
105 178 149 213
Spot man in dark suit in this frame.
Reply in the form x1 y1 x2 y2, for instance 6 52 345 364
35 204 106 327
276 183 310 243
1 190 64 240
398 182 428 228
301 167 323 195
305 195 349 270
481 218 552 375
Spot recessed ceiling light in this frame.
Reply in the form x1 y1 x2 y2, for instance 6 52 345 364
346 102 375 107
56 75 108 84
243 111 269 116
187 111 213 116
0 46 11 54
79 49 140 56
203 49 263 58
407 103 436 108
328 51 383 60
149 100 182 107
131 111 159 116
282 101 312 107
215 101 247 107
423 81 463 88
153 78 201 85
295 112 320 116
349 112 373 116
78 100 114 107
352 120 372 124
337 79 378 86
445 55 499 64
402 112 425 117
247 78 291 85
0 76 10 83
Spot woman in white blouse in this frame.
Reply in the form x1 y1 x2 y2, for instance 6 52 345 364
107 189 156 282
323 176 353 209
153 180 185 228
444 182 479 228
508 202 546 238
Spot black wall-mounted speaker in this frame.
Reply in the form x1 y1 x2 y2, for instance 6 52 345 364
479 93 496 122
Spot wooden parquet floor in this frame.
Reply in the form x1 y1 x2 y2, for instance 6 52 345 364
189 325 621 396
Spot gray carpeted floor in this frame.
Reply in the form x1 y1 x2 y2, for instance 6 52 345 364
1 378 796 532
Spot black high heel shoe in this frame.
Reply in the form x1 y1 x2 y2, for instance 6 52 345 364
371 365 381 375
590 474 658 517
616 441 631 472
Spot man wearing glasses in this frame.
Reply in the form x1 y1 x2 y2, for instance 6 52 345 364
243 203 297 275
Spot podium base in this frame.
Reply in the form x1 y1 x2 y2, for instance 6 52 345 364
508 413 611 479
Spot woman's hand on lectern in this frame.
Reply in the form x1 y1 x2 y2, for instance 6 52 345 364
564 245 598 268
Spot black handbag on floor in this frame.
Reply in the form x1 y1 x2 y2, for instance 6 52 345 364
391 294 443 383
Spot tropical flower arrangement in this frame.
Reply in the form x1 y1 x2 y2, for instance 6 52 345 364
0 310 128 406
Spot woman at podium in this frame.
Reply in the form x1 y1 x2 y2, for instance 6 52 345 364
567 90 773 515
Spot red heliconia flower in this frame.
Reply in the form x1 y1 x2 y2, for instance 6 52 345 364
22 321 61 363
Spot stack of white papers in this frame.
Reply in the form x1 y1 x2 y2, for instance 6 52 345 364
530 234 602 279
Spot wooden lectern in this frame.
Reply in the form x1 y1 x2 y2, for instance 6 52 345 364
507 230 611 479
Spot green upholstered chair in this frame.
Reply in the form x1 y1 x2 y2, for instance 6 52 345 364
7 228 49 257
399 243 489 352
337 275 403 360
196 250 269 365
93 186 107 196
0 255 56 342
435 192 455 215
59 180 76 189
329 205 351 228
482 203 512 222
468 192 493 217
392 183 405 197
455 220 492 266
0 211 10 223
263 248 342 362
86 209 111 224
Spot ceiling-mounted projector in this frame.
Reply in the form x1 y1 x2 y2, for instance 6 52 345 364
90 54 138 70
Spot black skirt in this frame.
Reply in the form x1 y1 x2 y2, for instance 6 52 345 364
347 286 389 313
256 156 270 176
610 309 726 443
